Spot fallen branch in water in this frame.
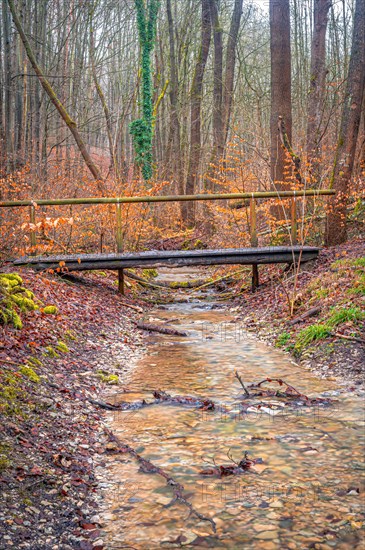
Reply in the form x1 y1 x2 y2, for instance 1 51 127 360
104 427 216 532
200 450 262 477
135 321 188 337
235 371 250 396
153 390 215 410
243 377 334 407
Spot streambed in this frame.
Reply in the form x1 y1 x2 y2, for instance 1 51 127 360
97 275 364 549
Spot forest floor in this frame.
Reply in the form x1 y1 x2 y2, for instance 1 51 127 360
0 237 364 549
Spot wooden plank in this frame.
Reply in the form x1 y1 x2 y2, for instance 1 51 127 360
14 246 320 264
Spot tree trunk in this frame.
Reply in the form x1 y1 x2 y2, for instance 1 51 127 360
6 0 103 185
209 0 223 168
166 0 184 203
306 0 331 173
184 0 211 226
2 0 13 171
325 0 365 246
223 0 243 151
270 0 292 187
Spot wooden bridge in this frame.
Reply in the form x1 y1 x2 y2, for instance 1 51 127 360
1 189 335 293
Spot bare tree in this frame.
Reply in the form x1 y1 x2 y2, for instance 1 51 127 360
307 0 332 172
269 0 292 187
325 0 365 246
184 0 211 226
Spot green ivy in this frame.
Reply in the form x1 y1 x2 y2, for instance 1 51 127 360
130 0 160 181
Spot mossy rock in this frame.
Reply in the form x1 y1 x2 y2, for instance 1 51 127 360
0 273 38 329
97 372 119 385
43 305 58 315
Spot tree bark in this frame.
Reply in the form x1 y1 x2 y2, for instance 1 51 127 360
270 0 292 187
185 0 211 226
6 0 103 185
223 0 243 151
209 0 223 166
166 0 184 205
306 0 331 172
325 0 365 246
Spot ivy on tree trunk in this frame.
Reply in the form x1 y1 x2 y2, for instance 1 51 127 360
130 0 160 182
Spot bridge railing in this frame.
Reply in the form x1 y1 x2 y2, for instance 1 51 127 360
0 189 335 292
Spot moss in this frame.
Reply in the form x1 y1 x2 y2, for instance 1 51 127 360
0 273 23 285
43 346 59 358
142 268 158 279
19 366 40 383
27 356 43 368
0 373 27 417
97 372 119 385
43 305 58 315
64 329 77 341
295 324 331 354
56 341 69 353
193 239 206 250
11 294 38 312
0 443 12 472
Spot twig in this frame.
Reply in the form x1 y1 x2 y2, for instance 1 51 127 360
332 332 365 345
104 427 216 532
235 371 250 396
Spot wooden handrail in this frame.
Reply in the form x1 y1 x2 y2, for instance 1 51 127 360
3 189 334 294
0 189 335 207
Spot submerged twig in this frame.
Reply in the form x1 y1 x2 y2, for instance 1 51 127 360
235 370 250 396
104 427 216 532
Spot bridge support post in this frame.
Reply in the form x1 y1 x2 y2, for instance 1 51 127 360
252 265 259 291
250 197 259 291
291 196 297 245
29 204 37 255
116 202 124 295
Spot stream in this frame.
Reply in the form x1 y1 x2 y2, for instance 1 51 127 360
98 270 365 549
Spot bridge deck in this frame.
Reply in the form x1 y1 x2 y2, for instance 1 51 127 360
14 246 320 271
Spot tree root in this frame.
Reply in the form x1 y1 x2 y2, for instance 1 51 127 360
104 427 216 533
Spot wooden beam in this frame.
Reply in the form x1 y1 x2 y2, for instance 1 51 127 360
14 247 320 272
0 189 335 208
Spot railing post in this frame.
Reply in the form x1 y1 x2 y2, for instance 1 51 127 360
29 203 37 255
291 193 297 245
116 201 124 295
250 196 259 291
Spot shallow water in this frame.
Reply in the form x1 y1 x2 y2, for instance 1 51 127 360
100 288 365 549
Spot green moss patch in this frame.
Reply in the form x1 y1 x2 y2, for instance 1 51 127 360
19 366 40 384
56 341 69 353
43 305 58 315
0 273 38 329
97 371 119 385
